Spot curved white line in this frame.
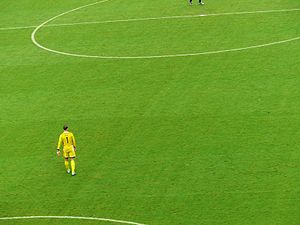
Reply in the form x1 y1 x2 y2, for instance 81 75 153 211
30 1 300 59
31 0 110 53
32 36 300 59
0 216 147 225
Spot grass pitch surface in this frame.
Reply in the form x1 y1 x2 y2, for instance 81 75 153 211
0 0 299 224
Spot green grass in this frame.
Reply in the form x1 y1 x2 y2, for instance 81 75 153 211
0 0 300 224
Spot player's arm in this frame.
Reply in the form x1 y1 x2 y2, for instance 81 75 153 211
56 135 62 156
72 133 77 151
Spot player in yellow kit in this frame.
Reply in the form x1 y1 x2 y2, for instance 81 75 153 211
57 125 77 176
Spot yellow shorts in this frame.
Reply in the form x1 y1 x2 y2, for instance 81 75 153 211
63 147 76 158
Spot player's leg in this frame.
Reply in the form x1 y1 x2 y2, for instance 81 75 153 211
63 149 70 173
199 0 204 5
64 158 70 173
69 147 76 176
70 157 76 176
189 0 192 5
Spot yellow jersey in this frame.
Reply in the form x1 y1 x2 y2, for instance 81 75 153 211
57 131 76 150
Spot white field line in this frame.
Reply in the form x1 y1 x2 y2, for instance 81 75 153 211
0 25 36 31
40 8 300 28
30 0 110 57
0 215 147 225
6 0 297 59
0 8 299 31
29 36 300 59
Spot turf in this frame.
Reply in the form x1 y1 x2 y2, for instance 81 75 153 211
0 0 299 224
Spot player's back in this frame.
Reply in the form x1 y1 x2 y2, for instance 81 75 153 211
60 131 75 149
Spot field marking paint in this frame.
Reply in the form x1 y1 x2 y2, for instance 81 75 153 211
33 8 300 27
0 25 37 31
31 36 300 59
28 1 300 59
1 8 300 31
31 0 110 51
0 215 147 225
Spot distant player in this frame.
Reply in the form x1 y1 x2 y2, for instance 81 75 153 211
189 0 204 5
57 125 77 176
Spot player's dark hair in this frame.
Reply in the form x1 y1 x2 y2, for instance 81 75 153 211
63 125 68 130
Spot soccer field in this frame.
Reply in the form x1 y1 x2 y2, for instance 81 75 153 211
0 0 300 224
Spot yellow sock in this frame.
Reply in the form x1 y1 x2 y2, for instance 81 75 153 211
70 159 76 173
64 160 70 171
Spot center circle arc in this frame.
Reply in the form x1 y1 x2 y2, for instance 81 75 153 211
0 216 147 225
31 0 300 59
